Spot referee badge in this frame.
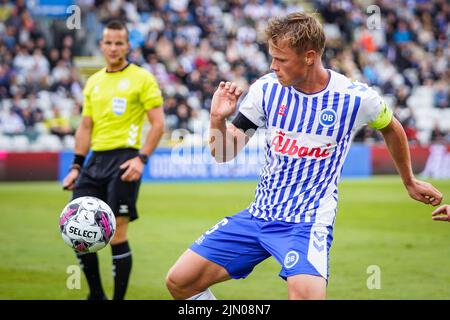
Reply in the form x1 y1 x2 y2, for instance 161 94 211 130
112 97 127 115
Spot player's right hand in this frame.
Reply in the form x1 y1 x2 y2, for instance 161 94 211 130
210 81 243 121
405 178 442 206
62 169 79 191
432 205 450 222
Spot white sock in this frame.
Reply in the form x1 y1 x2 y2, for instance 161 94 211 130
187 288 217 300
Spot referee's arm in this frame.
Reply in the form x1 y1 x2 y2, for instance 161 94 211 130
62 116 92 190
74 116 93 157
120 106 164 182
140 106 165 157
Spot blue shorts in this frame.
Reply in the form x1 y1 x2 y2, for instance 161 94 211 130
190 210 333 280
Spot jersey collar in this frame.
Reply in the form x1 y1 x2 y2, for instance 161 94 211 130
105 63 131 73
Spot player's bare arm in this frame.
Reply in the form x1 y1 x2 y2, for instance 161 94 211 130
379 117 442 206
62 116 93 190
209 81 249 162
120 106 165 182
432 205 450 222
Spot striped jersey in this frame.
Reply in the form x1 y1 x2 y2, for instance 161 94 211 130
238 70 392 226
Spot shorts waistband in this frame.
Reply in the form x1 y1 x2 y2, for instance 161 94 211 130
92 148 138 156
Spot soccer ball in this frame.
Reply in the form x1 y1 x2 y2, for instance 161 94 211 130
59 196 116 253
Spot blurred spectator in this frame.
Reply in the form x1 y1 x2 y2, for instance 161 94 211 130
164 95 180 130
48 48 60 69
1 108 25 136
0 0 14 22
21 93 44 132
45 107 74 140
13 45 33 84
393 20 413 44
0 62 12 98
357 27 377 53
398 109 420 145
395 86 410 109
29 48 49 87
143 54 170 88
433 81 449 109
394 106 420 144
430 121 448 144
175 102 192 130
68 101 82 134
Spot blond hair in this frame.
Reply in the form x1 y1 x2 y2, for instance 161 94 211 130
265 12 325 54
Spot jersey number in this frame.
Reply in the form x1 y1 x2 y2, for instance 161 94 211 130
205 218 229 235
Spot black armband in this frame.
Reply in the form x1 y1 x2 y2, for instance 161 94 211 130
231 112 258 133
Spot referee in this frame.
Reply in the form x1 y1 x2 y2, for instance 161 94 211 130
63 20 165 300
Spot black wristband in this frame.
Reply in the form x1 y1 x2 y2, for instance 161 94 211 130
73 154 86 167
138 154 149 165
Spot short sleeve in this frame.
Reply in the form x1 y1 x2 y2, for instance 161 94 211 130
140 72 163 110
81 77 93 117
358 86 393 130
237 80 266 128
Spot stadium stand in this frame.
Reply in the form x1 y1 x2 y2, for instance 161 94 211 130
0 0 448 151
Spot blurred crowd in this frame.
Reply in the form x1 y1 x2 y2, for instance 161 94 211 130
0 0 448 149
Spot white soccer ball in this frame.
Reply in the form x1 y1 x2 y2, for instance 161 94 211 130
59 196 116 253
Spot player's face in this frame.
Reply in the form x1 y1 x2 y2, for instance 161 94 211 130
269 39 309 89
100 28 129 67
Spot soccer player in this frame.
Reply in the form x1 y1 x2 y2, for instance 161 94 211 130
432 205 450 222
62 20 164 300
165 12 442 300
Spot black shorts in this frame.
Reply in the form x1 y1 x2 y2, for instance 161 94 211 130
73 148 141 222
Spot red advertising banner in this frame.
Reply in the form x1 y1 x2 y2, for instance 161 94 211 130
1 152 59 181
371 144 450 176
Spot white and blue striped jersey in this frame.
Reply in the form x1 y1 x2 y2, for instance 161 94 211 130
238 70 392 226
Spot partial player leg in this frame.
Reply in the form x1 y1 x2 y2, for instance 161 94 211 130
107 156 140 300
76 251 107 300
166 249 231 300
259 220 332 300
167 210 270 299
110 216 132 300
73 183 107 300
287 274 327 300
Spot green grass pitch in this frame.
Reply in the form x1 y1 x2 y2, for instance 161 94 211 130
0 177 449 300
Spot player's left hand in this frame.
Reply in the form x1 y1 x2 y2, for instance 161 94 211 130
432 205 450 222
119 157 144 182
405 178 442 206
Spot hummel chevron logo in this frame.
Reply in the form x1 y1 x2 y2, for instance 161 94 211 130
347 82 368 92
127 125 139 146
313 241 324 252
129 131 138 138
313 231 325 242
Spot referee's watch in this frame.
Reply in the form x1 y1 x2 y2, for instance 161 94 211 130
138 154 149 165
